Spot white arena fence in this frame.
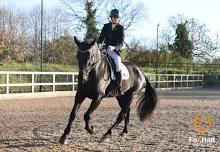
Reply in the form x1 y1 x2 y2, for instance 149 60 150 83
0 71 203 96
146 74 203 89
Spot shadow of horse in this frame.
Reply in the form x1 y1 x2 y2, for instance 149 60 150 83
0 138 56 150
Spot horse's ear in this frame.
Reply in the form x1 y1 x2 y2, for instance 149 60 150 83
74 36 80 47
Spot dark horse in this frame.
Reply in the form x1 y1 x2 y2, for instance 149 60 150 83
58 37 158 144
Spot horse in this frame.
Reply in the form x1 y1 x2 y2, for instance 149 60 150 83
58 37 158 144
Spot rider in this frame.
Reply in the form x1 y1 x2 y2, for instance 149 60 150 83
97 9 124 95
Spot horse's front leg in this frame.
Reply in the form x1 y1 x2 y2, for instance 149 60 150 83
84 98 102 134
58 92 85 144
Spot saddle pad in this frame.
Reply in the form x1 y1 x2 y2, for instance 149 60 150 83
110 63 129 80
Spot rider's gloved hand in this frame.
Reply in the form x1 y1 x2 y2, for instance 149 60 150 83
108 45 115 51
98 44 103 50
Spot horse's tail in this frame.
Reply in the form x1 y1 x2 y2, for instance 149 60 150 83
137 75 158 122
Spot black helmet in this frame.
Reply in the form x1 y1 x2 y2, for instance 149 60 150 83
110 9 122 18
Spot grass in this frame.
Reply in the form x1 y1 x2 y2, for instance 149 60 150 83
0 63 78 72
0 62 219 74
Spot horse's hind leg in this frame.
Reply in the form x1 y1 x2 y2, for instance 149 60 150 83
84 98 102 134
100 95 132 141
120 108 130 136
100 108 127 141
58 92 85 144
117 95 133 136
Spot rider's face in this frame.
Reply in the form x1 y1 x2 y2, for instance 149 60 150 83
111 17 119 24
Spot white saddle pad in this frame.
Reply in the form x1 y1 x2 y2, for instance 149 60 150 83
110 63 129 80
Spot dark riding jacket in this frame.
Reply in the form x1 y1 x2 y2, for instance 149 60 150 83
97 23 124 51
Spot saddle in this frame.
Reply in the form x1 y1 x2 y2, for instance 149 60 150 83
103 52 129 80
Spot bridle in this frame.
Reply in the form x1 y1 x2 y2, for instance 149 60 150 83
78 46 111 83
77 46 102 77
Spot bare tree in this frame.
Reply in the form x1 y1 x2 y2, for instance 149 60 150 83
59 0 86 35
24 6 67 62
188 18 219 61
161 14 219 62
25 7 41 62
0 7 27 62
43 8 67 41
60 0 146 37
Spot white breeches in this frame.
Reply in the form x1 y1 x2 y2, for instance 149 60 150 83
107 50 122 72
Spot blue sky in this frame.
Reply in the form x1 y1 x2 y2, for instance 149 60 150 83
1 0 60 9
141 0 220 40
1 0 220 45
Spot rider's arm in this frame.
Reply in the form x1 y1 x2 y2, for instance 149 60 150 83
97 24 107 45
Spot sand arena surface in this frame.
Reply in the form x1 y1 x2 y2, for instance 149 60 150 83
0 89 219 151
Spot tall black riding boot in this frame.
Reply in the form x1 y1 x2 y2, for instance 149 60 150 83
115 71 124 95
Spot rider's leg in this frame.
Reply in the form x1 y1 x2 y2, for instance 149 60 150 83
115 71 123 94
107 50 123 94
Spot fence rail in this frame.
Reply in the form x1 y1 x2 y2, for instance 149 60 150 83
0 71 203 95
146 73 203 89
135 62 220 69
0 71 78 94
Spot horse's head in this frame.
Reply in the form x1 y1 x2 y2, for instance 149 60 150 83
74 36 100 82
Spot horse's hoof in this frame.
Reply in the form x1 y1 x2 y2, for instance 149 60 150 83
58 137 68 145
99 134 110 143
120 130 128 137
119 132 127 137
88 130 94 134
86 126 94 134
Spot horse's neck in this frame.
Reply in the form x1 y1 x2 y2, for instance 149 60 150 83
93 55 109 76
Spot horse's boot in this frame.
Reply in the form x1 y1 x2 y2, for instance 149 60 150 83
115 71 124 95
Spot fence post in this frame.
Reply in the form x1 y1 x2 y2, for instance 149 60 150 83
53 73 55 92
20 74 21 83
72 74 75 91
181 75 183 88
187 75 189 87
158 74 160 88
202 75 204 87
6 73 9 94
32 74 34 93
193 75 195 87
